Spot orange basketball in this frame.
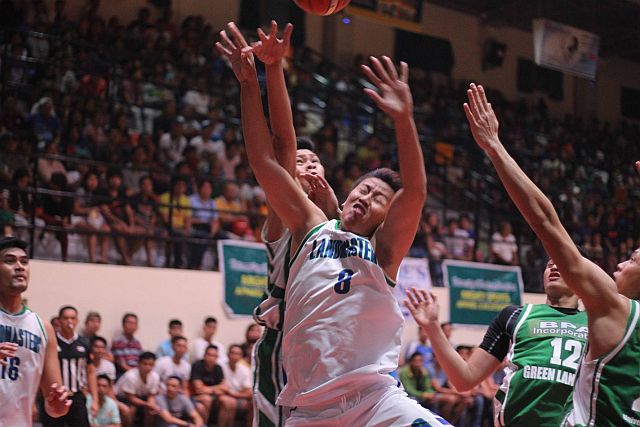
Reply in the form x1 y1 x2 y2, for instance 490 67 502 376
293 0 351 16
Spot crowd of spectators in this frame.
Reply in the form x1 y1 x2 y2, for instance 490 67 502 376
0 0 638 290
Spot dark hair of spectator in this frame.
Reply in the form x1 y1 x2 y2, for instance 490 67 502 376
139 351 156 362
91 336 107 347
229 344 243 353
122 313 138 325
204 316 217 324
168 319 182 328
58 305 78 318
85 310 101 322
167 375 182 385
197 177 212 189
171 335 187 345
106 167 123 179
138 175 152 187
352 168 402 193
409 351 424 361
205 344 219 354
97 374 112 385
50 172 68 189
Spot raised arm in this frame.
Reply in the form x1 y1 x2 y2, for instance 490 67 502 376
362 57 426 278
464 83 628 355
404 288 500 391
216 23 325 240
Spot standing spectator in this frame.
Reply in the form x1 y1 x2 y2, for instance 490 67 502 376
41 305 98 427
156 377 204 427
114 352 160 427
154 336 191 391
188 178 221 269
159 175 192 268
221 344 253 425
91 336 116 382
192 317 227 365
38 172 73 261
214 182 247 234
86 375 122 427
112 313 143 378
156 319 185 359
491 220 518 265
189 345 235 427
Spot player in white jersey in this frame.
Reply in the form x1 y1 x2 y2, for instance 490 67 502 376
0 236 70 426
217 22 451 426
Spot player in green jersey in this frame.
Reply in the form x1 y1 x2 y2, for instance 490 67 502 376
405 253 587 426
461 82 640 426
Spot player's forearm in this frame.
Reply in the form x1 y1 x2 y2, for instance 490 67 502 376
394 114 427 199
265 63 296 174
240 80 278 176
423 323 479 391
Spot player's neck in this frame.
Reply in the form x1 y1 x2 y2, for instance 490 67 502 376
0 294 23 314
546 294 579 309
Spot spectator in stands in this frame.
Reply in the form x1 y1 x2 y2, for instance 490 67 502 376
8 167 45 240
403 326 435 373
153 100 177 141
27 96 61 147
424 212 448 286
180 105 203 140
87 374 122 427
219 141 242 180
190 119 224 161
183 76 211 117
0 133 29 184
112 313 143 378
443 218 473 261
491 220 518 265
154 336 191 391
398 352 441 410
73 170 110 263
159 117 188 168
37 141 67 185
0 95 27 135
240 323 261 363
190 345 235 427
188 178 221 269
214 182 247 234
430 358 469 425
122 146 149 195
192 317 227 365
38 171 73 261
131 175 161 266
92 336 116 382
82 310 103 342
114 351 160 427
156 319 186 359
156 376 204 427
221 344 253 425
159 175 192 268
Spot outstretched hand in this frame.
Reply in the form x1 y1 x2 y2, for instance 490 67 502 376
251 21 293 66
215 22 256 83
361 56 413 121
463 83 501 152
403 287 440 328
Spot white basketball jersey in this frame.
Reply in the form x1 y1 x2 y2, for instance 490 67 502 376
0 306 48 427
277 220 402 408
253 229 290 329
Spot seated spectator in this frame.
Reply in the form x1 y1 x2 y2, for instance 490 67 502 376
156 376 204 427
8 168 45 241
159 175 192 268
189 119 224 161
192 317 227 365
112 313 143 378
188 178 221 270
27 97 61 148
240 324 261 364
214 182 247 234
218 142 242 180
156 319 185 359
190 345 235 427
37 141 67 186
430 358 470 426
154 336 191 392
92 336 116 382
398 352 440 410
82 310 103 342
221 344 253 425
72 170 110 263
0 133 29 184
122 146 150 195
131 175 162 267
403 326 435 373
114 351 160 427
182 77 211 117
87 374 123 427
159 117 187 168
443 218 473 261
38 172 73 261
491 220 518 265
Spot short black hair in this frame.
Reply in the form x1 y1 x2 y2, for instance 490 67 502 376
97 374 112 385
352 168 402 193
296 136 315 152
122 313 138 325
91 336 107 347
204 317 217 325
171 335 187 345
0 237 28 253
166 375 182 385
58 305 78 318
408 351 424 361
139 351 156 362
228 344 243 353
169 319 182 328
205 344 219 354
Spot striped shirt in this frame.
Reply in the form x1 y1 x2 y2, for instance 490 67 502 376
56 333 91 393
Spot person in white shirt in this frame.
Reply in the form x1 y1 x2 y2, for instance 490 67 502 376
221 344 253 425
91 336 116 382
154 336 191 393
189 120 225 160
114 352 161 427
491 220 519 265
192 317 227 365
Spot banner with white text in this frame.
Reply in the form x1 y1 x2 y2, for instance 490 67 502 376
443 260 523 326
218 240 268 317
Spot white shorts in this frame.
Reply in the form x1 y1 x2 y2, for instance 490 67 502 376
284 383 452 427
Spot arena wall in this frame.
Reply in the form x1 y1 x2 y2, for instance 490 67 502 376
25 260 546 360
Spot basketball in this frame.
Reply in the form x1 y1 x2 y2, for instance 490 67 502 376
293 0 351 16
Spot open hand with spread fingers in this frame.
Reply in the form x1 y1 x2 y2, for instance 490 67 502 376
251 20 293 66
463 83 501 152
360 56 413 121
403 287 441 329
215 22 256 83
299 172 340 218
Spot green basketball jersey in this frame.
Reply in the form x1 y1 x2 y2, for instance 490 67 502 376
495 303 588 426
562 299 640 427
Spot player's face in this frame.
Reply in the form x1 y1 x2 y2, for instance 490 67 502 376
614 249 640 299
543 259 574 298
295 149 325 193
59 308 78 334
0 247 29 296
341 177 394 237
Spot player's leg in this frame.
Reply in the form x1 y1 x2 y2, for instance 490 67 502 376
366 385 453 427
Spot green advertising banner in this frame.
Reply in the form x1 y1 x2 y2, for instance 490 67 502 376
218 240 268 317
443 260 523 326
